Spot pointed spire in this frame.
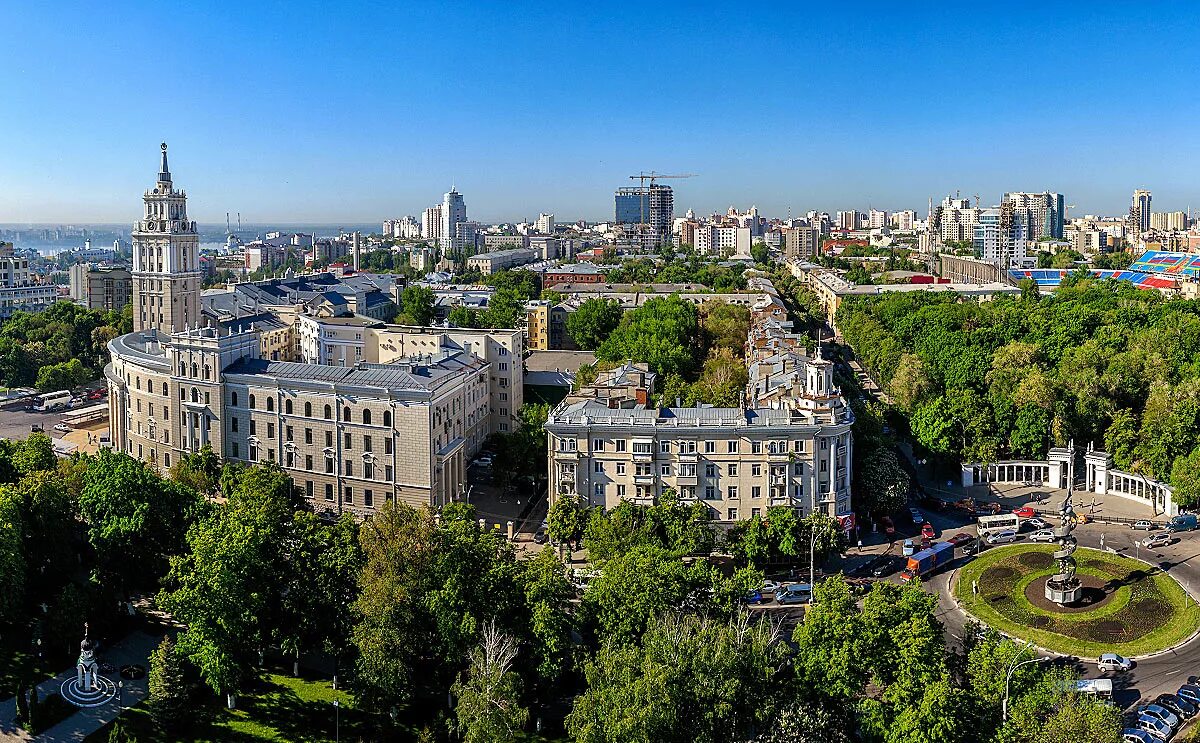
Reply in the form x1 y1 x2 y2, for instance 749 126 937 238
158 142 171 183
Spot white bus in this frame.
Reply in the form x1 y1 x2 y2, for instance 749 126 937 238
34 390 72 412
978 513 1021 535
1060 678 1113 701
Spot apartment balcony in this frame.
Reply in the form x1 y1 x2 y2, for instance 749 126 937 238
676 452 698 463
675 475 698 487
770 474 788 486
633 474 657 485
553 449 580 460
632 452 654 462
767 450 790 462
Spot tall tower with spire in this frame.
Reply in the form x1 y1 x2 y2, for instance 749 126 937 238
131 143 200 335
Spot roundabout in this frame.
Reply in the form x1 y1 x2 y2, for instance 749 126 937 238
954 543 1200 657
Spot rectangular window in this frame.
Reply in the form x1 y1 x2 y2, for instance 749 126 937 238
286 426 293 442
704 440 716 454
680 464 697 477
615 439 627 452
727 508 738 520
615 462 626 475
306 481 314 499
616 485 626 497
660 464 671 476
705 486 716 499
364 436 372 453
344 487 353 504
728 486 738 499
659 441 671 453
345 432 352 449
594 461 604 473
751 441 762 454
231 442 240 458
325 483 333 501
794 463 803 475
365 462 374 479
345 461 353 476
751 508 761 518
820 460 827 472
729 463 738 477
305 428 313 444
705 464 716 478
752 486 761 498
594 483 605 497
306 455 313 471
249 420 256 435
592 438 605 452
325 458 334 474
326 430 333 447
682 441 696 453
752 464 762 477
249 444 258 462
727 440 739 453
364 489 373 507
632 442 652 454
267 422 274 439
231 417 239 433
794 440 805 453
385 465 393 481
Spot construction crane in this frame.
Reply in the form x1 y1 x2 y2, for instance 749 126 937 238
627 173 698 245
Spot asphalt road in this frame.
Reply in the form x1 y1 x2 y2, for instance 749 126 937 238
922 507 1200 712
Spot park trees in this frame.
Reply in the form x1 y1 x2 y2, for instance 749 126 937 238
597 296 699 379
451 623 529 743
565 298 623 350
147 635 188 732
395 285 435 326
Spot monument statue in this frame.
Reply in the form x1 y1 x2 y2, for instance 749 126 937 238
76 623 98 692
1045 487 1083 604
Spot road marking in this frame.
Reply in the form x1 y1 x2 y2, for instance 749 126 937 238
1166 669 1182 675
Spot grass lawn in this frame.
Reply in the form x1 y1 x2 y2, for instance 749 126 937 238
955 544 1200 657
85 671 570 743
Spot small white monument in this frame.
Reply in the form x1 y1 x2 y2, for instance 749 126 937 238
77 623 98 692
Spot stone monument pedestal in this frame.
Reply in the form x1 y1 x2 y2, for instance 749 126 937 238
1045 578 1083 605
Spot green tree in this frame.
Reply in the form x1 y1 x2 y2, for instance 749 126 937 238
479 287 527 329
596 296 699 379
853 447 910 517
751 242 770 264
168 444 221 497
148 635 188 731
565 298 623 350
580 544 707 646
35 358 88 392
13 433 56 476
451 623 529 743
448 304 479 328
546 493 587 548
1171 444 1200 508
521 549 574 684
395 285 436 326
0 492 25 623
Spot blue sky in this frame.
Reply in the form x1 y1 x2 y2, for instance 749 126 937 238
1 1 1198 223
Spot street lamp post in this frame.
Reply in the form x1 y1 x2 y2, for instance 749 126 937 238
333 699 340 743
1002 641 1046 722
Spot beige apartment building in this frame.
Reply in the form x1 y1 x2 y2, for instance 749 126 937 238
106 145 526 517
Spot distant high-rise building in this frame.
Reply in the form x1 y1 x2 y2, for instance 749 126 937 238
614 184 673 248
535 213 555 235
131 143 200 334
1132 189 1152 234
783 226 821 260
1150 211 1188 231
973 204 1030 268
836 211 859 230
868 209 888 229
422 204 443 243
894 210 916 231
1001 192 1065 239
441 188 467 252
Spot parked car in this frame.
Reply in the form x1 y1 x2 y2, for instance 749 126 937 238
1176 684 1200 707
473 455 494 468
1133 714 1172 742
908 507 925 524
1013 506 1036 519
1139 704 1180 731
743 590 765 605
1121 730 1156 743
1026 517 1051 530
1131 520 1155 530
775 583 812 605
1156 693 1195 719
948 532 974 547
533 528 549 544
902 539 917 557
760 580 782 595
921 522 936 540
986 530 1018 545
53 423 70 433
1145 532 1174 549
961 540 982 556
1028 529 1057 543
1098 653 1134 672
86 390 104 400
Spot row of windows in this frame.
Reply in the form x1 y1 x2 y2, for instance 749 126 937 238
229 418 394 454
301 481 387 508
230 391 393 426
592 482 790 504
235 440 397 482
592 461 816 477
589 438 818 455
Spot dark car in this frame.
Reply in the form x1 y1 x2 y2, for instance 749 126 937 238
1177 684 1200 707
872 556 902 578
1156 693 1196 718
961 540 982 556
948 533 975 547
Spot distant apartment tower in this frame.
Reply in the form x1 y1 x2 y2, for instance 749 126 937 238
535 213 555 235
1151 211 1188 231
894 210 916 231
836 211 859 230
867 209 888 229
693 225 751 258
1131 190 1152 233
614 184 674 248
783 226 821 260
1001 192 1065 239
422 204 443 243
933 196 980 244
441 188 467 252
973 205 1030 268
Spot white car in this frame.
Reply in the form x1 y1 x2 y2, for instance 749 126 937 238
473 456 494 468
1098 652 1134 672
760 580 782 595
1140 704 1180 731
52 423 71 433
1132 520 1155 531
986 530 1018 545
1026 517 1051 530
1028 529 1057 542
1145 532 1173 549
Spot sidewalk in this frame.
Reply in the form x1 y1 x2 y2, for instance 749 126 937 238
0 631 159 743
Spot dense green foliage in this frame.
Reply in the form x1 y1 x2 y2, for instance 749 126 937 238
0 300 131 389
394 285 436 326
565 298 623 350
838 279 1200 503
602 255 749 291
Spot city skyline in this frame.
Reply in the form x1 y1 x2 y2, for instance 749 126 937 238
2 2 1198 222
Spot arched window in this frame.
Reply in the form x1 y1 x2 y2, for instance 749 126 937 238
343 406 351 421
191 363 198 378
383 411 391 427
179 362 186 376
249 394 256 409
324 405 331 420
285 399 293 415
305 402 312 417
135 377 141 390
267 398 274 412
363 409 372 425
231 391 239 407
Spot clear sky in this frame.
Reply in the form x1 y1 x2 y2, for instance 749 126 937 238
2 1 1198 224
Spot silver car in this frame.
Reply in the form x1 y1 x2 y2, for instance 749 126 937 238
1140 704 1180 731
1134 713 1172 741
1145 532 1173 549
1028 529 1057 543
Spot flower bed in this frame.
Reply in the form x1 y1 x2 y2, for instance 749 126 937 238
955 544 1200 657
